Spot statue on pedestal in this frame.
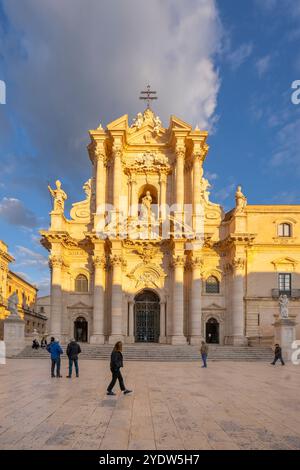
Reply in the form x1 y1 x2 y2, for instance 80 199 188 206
235 185 247 213
48 180 67 213
279 294 289 319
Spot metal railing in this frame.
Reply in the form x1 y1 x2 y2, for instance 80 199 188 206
271 288 300 299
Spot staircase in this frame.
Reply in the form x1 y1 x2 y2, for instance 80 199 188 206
15 343 274 362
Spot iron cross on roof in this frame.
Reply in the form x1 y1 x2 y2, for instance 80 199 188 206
139 85 157 109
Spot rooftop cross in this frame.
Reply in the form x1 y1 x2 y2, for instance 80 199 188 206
139 84 157 109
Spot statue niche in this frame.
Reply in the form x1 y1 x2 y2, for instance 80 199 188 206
136 185 159 239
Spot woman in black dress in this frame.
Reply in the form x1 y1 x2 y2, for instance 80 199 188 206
107 341 132 396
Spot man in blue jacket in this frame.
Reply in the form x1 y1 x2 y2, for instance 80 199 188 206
47 337 63 378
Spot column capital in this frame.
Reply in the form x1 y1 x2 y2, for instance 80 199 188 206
49 255 63 269
232 257 246 273
175 144 185 160
94 144 108 165
170 254 186 269
112 143 123 160
110 254 127 269
189 256 203 270
93 255 106 269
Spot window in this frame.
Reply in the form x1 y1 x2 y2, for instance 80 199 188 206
278 273 291 295
75 274 88 293
205 276 220 294
40 306 44 313
278 223 292 237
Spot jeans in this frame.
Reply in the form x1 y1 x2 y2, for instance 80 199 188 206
68 358 79 376
107 369 125 392
51 358 61 377
201 353 207 368
272 355 285 365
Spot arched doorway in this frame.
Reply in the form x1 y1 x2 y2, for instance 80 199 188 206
74 316 88 342
134 290 160 342
206 318 219 344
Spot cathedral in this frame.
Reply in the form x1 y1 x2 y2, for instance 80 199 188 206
40 107 300 346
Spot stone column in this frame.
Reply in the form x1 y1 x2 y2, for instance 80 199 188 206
159 301 167 343
189 256 203 345
127 300 135 343
192 151 203 233
171 254 186 345
90 253 106 344
112 144 122 234
174 145 185 234
94 144 107 225
231 257 247 345
49 255 63 341
109 254 125 343
159 173 167 221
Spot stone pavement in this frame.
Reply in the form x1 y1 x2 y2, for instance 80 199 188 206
0 359 300 450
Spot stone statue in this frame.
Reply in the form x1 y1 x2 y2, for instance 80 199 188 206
83 179 91 200
279 294 289 319
153 115 162 133
235 185 247 213
8 292 19 317
201 177 211 203
141 191 152 220
132 112 143 130
48 180 67 213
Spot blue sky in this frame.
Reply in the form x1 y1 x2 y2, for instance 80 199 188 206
0 0 300 296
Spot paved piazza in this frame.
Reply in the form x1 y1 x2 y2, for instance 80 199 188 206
1 359 300 450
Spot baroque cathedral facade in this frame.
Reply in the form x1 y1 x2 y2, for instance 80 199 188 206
40 108 300 345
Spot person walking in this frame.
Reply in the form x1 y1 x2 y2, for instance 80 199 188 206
200 340 209 368
66 338 81 378
107 341 132 396
46 337 63 377
271 343 285 366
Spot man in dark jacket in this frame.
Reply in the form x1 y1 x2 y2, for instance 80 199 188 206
46 337 63 377
271 343 285 366
66 338 81 378
107 341 132 396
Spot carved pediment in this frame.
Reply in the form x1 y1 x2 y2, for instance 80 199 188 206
127 262 166 289
271 257 298 272
68 301 91 309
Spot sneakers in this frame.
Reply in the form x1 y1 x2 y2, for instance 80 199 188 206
107 391 116 396
66 375 72 378
123 389 132 395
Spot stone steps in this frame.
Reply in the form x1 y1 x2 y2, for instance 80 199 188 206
15 344 274 362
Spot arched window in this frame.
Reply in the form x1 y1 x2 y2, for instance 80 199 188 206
278 223 292 237
75 274 88 293
205 276 220 294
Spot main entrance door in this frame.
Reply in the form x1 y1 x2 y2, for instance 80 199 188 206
134 290 160 342
74 316 88 342
206 318 219 344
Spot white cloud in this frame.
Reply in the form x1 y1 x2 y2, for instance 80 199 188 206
205 171 218 181
214 182 236 202
227 43 253 70
255 55 272 77
14 245 48 268
270 118 300 170
1 0 223 190
0 197 38 227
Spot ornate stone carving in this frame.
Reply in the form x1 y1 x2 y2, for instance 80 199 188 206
134 244 160 264
171 255 186 268
49 255 63 269
70 179 92 222
93 255 106 269
131 108 162 133
128 262 166 289
175 145 185 160
110 254 126 269
190 256 203 269
48 180 67 213
94 143 107 165
232 257 245 272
